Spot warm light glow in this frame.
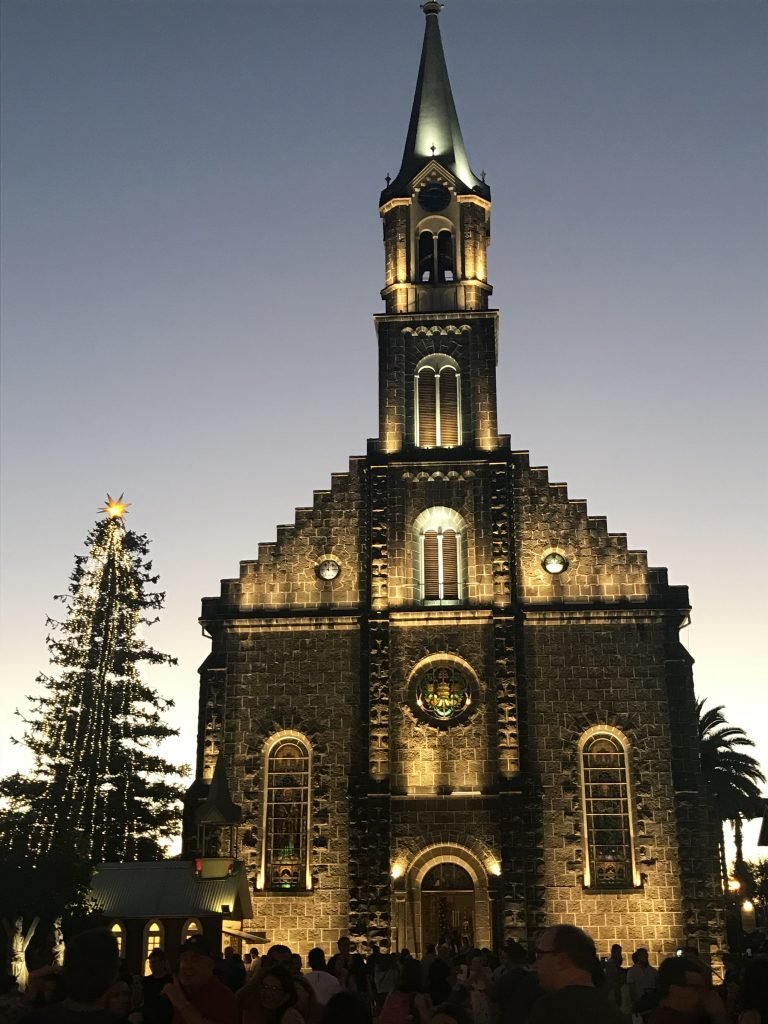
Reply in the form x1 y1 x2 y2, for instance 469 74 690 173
743 899 754 912
391 862 404 880
101 493 130 519
728 879 741 892
488 860 501 876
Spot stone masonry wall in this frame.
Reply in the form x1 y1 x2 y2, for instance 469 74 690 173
389 617 496 795
222 623 360 955
512 453 666 605
216 458 365 613
522 614 686 960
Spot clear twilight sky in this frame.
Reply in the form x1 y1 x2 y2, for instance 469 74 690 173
1 1 766 858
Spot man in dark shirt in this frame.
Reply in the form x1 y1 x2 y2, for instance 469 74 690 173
141 951 173 1024
526 924 626 1024
161 937 238 1024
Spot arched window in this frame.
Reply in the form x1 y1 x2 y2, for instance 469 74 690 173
182 918 202 943
418 230 455 283
415 356 461 448
263 736 311 892
579 731 637 889
110 921 126 959
414 507 467 604
142 920 164 973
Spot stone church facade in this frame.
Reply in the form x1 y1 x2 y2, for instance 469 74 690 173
184 2 724 961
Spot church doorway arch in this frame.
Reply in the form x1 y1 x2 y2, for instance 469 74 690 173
394 844 492 955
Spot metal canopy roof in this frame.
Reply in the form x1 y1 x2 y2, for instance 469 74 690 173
91 861 253 920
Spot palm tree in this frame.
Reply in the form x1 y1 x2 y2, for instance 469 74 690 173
697 698 766 887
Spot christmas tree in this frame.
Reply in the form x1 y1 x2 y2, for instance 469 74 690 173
0 496 184 868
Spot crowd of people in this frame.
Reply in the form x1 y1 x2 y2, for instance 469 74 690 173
1 926 767 1024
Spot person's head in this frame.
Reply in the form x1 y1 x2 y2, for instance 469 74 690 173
610 944 623 964
504 941 528 967
308 948 327 971
106 980 132 1018
657 957 709 1013
740 959 768 1013
178 936 216 990
293 976 319 1018
148 949 169 977
289 953 303 976
224 947 234 960
535 925 599 991
255 967 297 1015
633 947 649 967
63 929 120 1005
438 944 452 963
337 936 351 956
426 944 436 956
249 947 259 960
267 944 293 968
398 958 423 992
320 992 373 1024
431 1002 472 1024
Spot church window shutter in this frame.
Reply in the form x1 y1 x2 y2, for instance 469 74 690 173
581 733 635 889
264 738 310 892
439 367 459 447
418 231 434 282
441 530 459 599
437 230 455 282
423 530 440 600
418 370 437 448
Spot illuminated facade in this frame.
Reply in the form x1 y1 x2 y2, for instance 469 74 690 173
184 2 724 959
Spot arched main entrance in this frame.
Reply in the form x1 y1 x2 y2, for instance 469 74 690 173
392 844 492 955
421 862 475 950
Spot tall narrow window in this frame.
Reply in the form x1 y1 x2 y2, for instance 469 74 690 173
437 230 454 282
182 918 202 942
580 733 636 889
264 737 310 892
110 921 126 959
415 357 461 448
439 366 459 446
419 231 434 282
414 508 466 604
143 920 164 973
418 369 438 447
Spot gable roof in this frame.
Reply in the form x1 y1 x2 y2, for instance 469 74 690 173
91 861 252 920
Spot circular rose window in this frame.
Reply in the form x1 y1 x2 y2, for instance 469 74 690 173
416 665 472 723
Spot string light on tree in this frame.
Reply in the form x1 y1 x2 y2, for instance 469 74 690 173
0 496 183 867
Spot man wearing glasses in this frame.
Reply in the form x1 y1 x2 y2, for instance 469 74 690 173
526 924 626 1023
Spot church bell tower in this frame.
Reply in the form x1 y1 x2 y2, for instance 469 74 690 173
375 0 500 456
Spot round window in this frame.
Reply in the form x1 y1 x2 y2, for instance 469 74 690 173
415 665 472 723
542 551 568 575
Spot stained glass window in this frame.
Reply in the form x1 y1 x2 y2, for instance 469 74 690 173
416 665 471 723
581 734 634 889
264 738 309 891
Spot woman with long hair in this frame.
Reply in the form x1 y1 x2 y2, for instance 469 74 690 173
238 966 304 1024
378 958 432 1024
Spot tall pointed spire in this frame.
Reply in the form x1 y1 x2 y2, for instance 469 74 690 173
381 2 489 203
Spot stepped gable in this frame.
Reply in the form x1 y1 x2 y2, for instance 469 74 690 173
511 451 687 610
207 457 365 615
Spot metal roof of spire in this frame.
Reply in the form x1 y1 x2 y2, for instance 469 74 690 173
381 2 489 204
194 755 242 826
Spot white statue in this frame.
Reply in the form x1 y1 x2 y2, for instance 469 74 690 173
52 917 65 967
3 915 39 992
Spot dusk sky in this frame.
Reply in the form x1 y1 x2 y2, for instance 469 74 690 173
1 1 766 856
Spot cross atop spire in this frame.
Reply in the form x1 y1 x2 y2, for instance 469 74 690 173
381 3 489 204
